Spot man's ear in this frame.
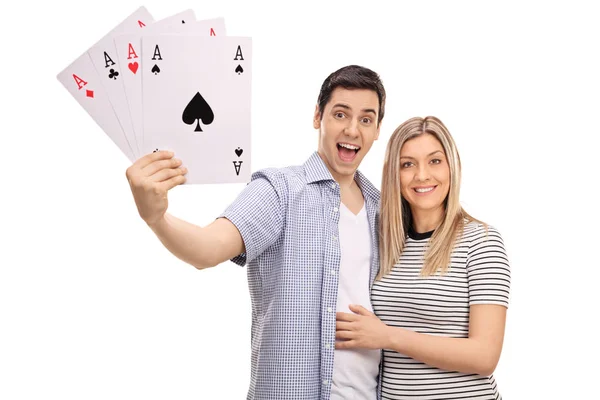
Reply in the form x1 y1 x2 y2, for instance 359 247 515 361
313 104 321 129
375 121 381 140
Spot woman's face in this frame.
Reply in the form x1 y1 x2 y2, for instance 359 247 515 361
399 133 450 216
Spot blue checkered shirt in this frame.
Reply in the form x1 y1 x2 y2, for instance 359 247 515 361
220 152 381 400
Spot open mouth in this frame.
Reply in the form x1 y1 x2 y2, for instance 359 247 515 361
337 143 360 162
413 186 437 195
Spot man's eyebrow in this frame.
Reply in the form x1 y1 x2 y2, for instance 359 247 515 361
332 103 351 111
332 103 377 115
362 108 377 115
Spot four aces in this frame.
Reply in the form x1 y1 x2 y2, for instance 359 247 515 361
57 8 250 183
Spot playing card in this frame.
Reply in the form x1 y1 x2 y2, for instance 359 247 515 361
56 53 136 162
87 6 155 158
141 35 252 184
189 17 226 36
56 6 157 162
113 9 197 156
143 17 226 82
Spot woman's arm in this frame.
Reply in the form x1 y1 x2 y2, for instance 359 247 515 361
335 303 506 376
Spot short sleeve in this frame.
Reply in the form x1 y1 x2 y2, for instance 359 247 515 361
466 225 511 308
218 169 286 266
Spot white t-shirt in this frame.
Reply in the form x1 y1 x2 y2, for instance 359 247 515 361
331 203 381 400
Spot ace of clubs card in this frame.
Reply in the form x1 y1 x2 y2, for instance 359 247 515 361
87 6 155 158
141 35 252 184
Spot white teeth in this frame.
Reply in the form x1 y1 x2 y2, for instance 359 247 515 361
339 143 359 150
415 187 434 193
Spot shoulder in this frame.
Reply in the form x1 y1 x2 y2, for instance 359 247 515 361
245 163 316 205
249 164 309 191
461 220 507 260
462 220 503 242
251 164 305 182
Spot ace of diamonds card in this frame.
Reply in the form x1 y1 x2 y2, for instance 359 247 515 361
141 35 252 184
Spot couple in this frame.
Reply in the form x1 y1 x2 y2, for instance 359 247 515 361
126 65 511 400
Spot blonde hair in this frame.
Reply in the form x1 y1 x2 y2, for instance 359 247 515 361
377 116 484 279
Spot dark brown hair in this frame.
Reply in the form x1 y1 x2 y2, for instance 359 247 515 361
317 65 386 126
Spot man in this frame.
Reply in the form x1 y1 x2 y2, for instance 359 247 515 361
126 65 386 399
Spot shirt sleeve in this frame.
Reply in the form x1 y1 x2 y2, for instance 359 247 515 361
218 169 287 266
466 225 511 308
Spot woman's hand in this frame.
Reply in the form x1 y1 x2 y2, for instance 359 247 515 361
335 304 392 350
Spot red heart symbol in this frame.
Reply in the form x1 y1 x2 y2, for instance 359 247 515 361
128 62 139 74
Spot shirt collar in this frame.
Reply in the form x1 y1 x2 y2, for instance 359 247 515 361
303 151 380 203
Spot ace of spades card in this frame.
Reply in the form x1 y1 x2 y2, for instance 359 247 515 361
142 35 252 184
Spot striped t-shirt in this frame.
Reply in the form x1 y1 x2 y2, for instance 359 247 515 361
371 221 511 400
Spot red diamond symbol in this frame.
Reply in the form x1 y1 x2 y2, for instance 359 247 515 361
86 89 94 98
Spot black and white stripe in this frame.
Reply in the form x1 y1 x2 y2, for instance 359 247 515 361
372 222 510 399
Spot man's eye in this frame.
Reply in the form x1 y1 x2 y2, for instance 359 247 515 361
361 117 372 124
335 112 345 118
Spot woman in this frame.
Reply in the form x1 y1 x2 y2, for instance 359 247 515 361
336 116 511 399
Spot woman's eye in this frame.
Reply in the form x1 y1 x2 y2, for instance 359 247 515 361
431 158 441 164
401 162 413 168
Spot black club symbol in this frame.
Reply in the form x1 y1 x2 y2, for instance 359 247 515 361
108 68 119 80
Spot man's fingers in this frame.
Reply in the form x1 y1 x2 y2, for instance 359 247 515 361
150 166 187 183
137 150 174 169
126 151 175 184
142 157 182 177
160 173 186 191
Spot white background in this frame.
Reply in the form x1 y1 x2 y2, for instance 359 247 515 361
1 0 598 398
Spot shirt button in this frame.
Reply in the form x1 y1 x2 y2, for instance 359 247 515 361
331 270 336 275
325 343 331 349
332 235 337 240
323 379 329 385
333 207 339 212
327 307 333 313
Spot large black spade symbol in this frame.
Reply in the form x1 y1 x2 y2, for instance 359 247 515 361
182 92 214 132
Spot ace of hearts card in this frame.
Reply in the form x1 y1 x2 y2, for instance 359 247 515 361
141 35 252 184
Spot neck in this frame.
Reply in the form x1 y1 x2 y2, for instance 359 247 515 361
410 206 445 233
336 174 357 191
317 151 357 188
